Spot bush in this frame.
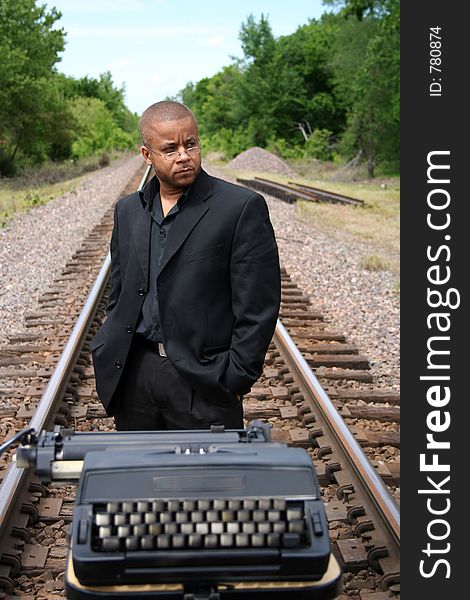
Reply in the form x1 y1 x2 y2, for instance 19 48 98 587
266 138 301 161
303 129 333 161
68 97 136 159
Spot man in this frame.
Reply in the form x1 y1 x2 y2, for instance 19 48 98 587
91 100 281 430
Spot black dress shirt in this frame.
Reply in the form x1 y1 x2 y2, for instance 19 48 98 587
136 189 188 342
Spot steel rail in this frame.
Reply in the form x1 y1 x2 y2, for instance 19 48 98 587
0 164 151 549
274 319 400 546
286 181 364 206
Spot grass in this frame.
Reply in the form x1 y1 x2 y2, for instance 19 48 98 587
360 254 391 271
0 178 82 228
0 151 130 228
294 179 400 274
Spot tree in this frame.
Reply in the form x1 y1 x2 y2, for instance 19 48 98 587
0 0 65 173
326 0 400 175
178 7 399 173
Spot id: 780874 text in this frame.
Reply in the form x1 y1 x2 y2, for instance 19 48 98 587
429 26 442 97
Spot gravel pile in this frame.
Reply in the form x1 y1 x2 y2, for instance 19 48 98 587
228 147 297 177
205 162 400 390
0 154 144 344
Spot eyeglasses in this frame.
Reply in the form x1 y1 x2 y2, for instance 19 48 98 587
145 141 202 161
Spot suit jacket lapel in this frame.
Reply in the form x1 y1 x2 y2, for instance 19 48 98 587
132 177 156 285
158 169 212 276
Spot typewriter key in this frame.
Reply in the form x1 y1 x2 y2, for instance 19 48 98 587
188 533 203 548
227 522 240 534
220 533 234 547
148 523 162 536
117 525 131 538
287 506 304 520
101 537 120 551
140 535 155 550
288 519 306 534
267 533 281 547
144 512 157 524
235 533 249 547
273 521 286 533
210 522 224 534
125 536 139 551
172 534 185 548
156 534 170 548
95 513 112 526
122 501 134 513
204 534 218 548
242 522 256 534
133 524 146 537
129 513 143 525
257 521 271 534
195 522 209 535
98 526 113 538
190 510 204 523
114 513 127 526
282 532 301 548
180 523 194 535
163 522 178 535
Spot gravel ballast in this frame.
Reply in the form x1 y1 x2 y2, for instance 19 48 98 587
0 154 144 344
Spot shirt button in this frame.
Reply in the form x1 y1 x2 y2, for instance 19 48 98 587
115 361 122 369
125 326 133 334
160 229 166 238
138 288 145 296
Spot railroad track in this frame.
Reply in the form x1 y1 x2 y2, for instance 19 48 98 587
0 165 399 598
236 177 364 206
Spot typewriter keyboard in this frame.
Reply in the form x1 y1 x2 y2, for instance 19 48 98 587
91 498 319 552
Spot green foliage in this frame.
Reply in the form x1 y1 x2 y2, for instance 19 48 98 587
0 0 65 174
326 0 400 175
303 129 333 161
67 97 135 159
56 71 139 135
0 1 138 175
179 7 399 177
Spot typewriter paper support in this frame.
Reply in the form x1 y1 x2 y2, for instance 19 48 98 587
14 421 342 599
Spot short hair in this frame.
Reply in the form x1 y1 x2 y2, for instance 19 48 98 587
139 101 197 145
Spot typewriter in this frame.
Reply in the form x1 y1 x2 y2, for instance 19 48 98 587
15 421 342 599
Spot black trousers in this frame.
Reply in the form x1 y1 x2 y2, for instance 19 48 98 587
113 338 244 431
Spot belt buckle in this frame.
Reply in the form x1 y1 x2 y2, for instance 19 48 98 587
157 342 167 357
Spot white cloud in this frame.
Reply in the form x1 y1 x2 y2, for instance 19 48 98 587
108 58 134 71
145 74 162 84
202 35 224 47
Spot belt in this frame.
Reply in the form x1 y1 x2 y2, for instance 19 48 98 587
136 335 167 357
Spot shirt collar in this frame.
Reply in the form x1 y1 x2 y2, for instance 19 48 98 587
139 175 191 212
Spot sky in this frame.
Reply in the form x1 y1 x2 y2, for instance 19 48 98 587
45 0 328 116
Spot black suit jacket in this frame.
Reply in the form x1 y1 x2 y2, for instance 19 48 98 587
91 168 281 412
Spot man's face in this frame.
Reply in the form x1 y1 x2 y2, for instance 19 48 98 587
141 116 201 191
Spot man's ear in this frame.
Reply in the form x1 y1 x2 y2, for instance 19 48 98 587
141 146 152 165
